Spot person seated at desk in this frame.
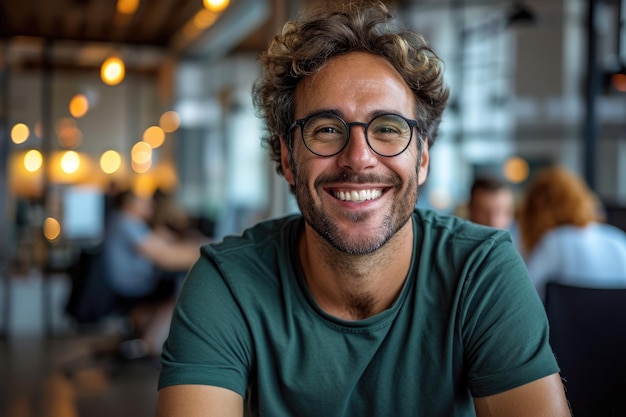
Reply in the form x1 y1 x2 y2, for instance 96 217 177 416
518 165 626 300
103 189 205 357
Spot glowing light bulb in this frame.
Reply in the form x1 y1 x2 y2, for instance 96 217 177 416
60 151 80 174
203 0 229 12
503 156 530 184
101 56 125 86
44 217 61 241
159 111 181 133
11 123 30 144
24 150 43 172
100 150 122 174
143 126 165 149
69 94 89 118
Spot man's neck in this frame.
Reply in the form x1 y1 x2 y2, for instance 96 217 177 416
298 218 414 320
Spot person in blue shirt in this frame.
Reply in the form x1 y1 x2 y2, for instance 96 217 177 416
104 189 205 357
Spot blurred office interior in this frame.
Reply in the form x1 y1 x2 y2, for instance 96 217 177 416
0 0 625 415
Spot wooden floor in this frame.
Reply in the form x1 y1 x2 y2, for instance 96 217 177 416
0 268 161 417
0 333 161 417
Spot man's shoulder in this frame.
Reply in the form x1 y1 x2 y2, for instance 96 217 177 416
204 214 302 256
192 214 302 297
414 208 509 243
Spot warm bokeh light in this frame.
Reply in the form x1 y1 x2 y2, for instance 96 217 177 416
612 73 626 92
117 0 139 14
100 150 122 174
11 123 30 144
61 150 81 174
184 23 200 39
48 151 94 184
194 9 219 29
44 217 62 241
503 156 530 184
159 110 181 133
203 0 229 12
10 150 100 194
132 158 152 174
9 151 43 198
131 141 152 164
143 125 166 149
101 56 125 86
24 149 43 172
69 94 89 118
131 142 153 173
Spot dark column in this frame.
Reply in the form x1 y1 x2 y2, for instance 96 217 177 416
583 0 600 191
41 39 54 337
0 42 10 338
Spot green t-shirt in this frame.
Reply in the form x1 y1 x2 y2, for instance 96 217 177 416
159 209 558 416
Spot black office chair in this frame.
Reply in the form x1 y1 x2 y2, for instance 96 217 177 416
65 244 119 326
63 244 138 377
545 282 626 417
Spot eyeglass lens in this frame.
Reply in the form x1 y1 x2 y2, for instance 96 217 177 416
301 113 412 157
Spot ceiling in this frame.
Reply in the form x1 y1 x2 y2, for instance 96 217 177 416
0 0 204 47
0 0 561 74
0 0 288 73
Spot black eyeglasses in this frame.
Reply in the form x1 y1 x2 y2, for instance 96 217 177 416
289 111 420 157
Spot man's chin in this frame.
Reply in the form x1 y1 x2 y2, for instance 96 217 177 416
321 227 391 256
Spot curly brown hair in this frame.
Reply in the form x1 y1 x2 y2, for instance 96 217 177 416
518 165 600 254
252 0 450 177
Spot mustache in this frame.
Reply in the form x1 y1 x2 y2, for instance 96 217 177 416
314 170 401 188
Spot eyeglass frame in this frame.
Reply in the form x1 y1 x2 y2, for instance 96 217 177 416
287 111 422 157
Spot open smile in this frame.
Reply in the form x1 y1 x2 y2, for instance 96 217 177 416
332 188 384 202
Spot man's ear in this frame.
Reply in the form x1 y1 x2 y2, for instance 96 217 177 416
280 136 295 186
418 140 429 185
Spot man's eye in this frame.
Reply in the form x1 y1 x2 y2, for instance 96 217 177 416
316 126 341 134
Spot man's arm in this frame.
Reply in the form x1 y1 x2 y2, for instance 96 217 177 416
157 385 244 417
473 373 571 417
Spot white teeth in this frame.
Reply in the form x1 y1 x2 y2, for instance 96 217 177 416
334 189 382 202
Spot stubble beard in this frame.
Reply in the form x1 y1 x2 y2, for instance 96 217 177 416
290 154 421 256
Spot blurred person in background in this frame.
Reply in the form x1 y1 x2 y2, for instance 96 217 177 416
103 189 205 358
467 176 515 230
466 175 520 249
518 165 626 301
156 2 569 416
150 187 211 242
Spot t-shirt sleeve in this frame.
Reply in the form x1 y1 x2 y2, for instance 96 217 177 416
461 237 560 397
158 251 252 396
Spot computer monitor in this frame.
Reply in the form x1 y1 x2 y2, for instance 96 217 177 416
62 184 105 243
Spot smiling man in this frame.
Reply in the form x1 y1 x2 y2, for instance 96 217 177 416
156 1 571 416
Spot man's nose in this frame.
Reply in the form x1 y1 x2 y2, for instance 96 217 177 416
336 125 378 171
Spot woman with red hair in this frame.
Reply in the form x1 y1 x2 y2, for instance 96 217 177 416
518 165 626 300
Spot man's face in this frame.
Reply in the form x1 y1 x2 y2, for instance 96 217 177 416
469 189 514 230
280 52 429 255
